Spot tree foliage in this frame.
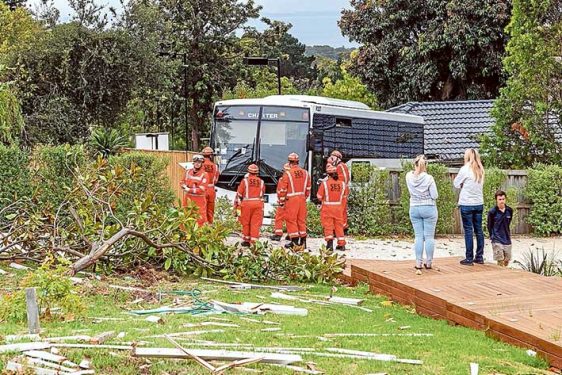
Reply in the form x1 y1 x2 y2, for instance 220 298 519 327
241 18 316 81
321 63 378 109
0 82 23 145
339 0 511 108
481 0 562 168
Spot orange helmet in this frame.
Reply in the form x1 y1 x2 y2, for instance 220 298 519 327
327 155 338 166
192 154 204 163
288 152 299 162
283 163 291 171
331 150 343 160
248 164 259 174
326 164 337 174
202 146 213 156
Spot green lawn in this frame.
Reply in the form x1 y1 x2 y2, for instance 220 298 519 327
0 268 551 375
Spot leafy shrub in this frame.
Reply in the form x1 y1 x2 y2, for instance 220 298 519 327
213 196 241 234
29 144 87 210
218 241 345 283
399 161 457 235
525 164 562 235
108 152 175 220
0 145 31 210
306 201 323 237
0 257 86 323
347 164 392 236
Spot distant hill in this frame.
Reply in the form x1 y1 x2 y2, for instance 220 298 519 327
305 45 355 60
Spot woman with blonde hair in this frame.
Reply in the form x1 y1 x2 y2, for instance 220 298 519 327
406 155 438 270
454 148 485 266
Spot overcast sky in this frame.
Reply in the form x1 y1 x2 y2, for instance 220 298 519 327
28 0 355 47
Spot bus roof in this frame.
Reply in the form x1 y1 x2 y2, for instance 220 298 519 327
216 95 369 110
215 95 424 124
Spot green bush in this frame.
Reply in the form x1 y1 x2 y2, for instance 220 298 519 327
0 257 86 323
399 162 457 235
306 201 323 237
526 164 562 235
29 144 87 210
0 145 31 210
109 152 175 220
347 165 392 236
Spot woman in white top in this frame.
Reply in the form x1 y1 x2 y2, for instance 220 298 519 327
406 155 438 270
453 149 485 266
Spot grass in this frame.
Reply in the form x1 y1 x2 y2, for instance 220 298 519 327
0 267 551 375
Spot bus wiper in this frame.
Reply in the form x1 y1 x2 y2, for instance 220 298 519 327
257 160 281 185
224 144 251 170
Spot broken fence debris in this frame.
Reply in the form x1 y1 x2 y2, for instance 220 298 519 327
213 301 308 316
132 347 302 365
201 277 304 292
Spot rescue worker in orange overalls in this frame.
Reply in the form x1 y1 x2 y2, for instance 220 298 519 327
201 146 220 224
330 150 350 233
271 163 291 241
235 164 265 247
278 153 311 251
180 154 208 226
317 164 348 251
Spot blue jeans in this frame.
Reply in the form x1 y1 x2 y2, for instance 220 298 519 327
409 205 438 267
460 205 484 262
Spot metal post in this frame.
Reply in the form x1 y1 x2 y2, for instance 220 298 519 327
276 58 281 95
25 288 40 334
183 53 189 154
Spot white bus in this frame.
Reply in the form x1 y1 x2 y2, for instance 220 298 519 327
209 95 424 216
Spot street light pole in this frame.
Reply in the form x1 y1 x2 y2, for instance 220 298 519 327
159 50 190 155
243 57 282 95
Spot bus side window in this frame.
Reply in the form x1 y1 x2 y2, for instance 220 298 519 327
350 161 371 183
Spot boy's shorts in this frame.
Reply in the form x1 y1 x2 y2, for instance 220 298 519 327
492 242 512 262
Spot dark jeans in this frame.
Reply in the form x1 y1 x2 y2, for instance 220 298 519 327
460 205 484 262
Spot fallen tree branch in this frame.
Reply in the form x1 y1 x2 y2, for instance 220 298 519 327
70 227 218 275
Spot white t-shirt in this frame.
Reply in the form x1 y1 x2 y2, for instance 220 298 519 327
453 164 484 206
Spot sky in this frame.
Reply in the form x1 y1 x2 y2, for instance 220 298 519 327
28 0 356 47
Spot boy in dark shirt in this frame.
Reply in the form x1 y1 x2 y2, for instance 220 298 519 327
487 190 513 266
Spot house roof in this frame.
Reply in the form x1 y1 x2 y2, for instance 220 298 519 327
387 100 495 161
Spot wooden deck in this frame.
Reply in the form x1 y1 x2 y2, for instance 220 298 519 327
344 257 562 369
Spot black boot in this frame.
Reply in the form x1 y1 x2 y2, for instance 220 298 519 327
285 237 298 249
326 240 334 251
271 234 282 241
336 244 346 251
285 234 291 240
241 241 251 248
300 237 307 249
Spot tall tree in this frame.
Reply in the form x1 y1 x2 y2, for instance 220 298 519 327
242 18 316 81
125 0 260 151
481 0 562 168
339 0 511 108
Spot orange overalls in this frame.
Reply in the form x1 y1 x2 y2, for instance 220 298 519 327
273 174 286 237
236 174 265 243
336 161 350 229
202 158 220 224
317 176 348 247
181 168 208 226
278 166 311 240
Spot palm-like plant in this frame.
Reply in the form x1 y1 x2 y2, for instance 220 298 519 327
90 128 129 158
514 248 561 276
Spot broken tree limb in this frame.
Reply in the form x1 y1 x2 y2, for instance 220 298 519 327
213 356 264 374
165 335 216 373
70 228 217 274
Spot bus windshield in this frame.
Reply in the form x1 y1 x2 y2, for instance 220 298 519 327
213 105 309 173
